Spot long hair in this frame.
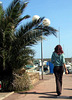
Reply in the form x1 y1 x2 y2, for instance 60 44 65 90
54 45 63 55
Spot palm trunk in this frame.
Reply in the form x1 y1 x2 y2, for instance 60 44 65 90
3 32 5 70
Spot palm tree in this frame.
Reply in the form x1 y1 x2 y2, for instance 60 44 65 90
0 0 57 78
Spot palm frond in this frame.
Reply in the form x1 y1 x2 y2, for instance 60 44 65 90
5 0 19 17
20 1 28 14
16 17 44 37
35 25 57 37
18 15 30 23
5 0 29 27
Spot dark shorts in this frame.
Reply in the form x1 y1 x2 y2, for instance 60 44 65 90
53 66 64 74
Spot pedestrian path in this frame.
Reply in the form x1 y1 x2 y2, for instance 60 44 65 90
0 92 14 100
2 74 72 100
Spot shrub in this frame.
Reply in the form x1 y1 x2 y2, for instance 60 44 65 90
12 70 31 91
2 69 31 91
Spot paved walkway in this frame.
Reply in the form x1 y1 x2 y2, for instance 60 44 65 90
1 74 72 100
0 92 14 100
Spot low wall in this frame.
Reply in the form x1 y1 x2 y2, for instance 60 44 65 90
28 72 39 85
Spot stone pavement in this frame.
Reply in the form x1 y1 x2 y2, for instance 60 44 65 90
1 74 72 100
0 92 14 100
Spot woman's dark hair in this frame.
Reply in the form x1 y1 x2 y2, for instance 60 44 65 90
54 45 63 55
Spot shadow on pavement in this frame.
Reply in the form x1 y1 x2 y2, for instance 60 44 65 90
64 88 72 90
18 91 56 95
18 91 72 99
39 96 72 99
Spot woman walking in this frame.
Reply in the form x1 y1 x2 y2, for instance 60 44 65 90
51 45 68 96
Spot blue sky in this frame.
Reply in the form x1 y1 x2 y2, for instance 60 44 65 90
1 0 72 58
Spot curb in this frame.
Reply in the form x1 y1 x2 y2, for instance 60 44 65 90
0 91 14 100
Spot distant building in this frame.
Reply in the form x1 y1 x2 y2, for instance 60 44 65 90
37 58 72 64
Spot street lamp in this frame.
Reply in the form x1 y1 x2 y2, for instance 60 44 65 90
41 18 50 79
42 18 50 26
32 15 40 21
32 15 50 79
